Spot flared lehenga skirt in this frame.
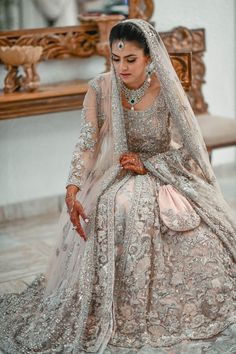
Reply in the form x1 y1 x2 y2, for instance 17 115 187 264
0 172 236 354
98 172 236 353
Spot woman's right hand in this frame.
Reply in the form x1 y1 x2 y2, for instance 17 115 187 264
65 186 89 241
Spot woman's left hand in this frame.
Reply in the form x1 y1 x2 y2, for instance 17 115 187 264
119 152 147 175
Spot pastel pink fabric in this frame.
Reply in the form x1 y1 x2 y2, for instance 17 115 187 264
158 184 201 231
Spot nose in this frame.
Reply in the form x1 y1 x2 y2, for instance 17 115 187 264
119 60 128 72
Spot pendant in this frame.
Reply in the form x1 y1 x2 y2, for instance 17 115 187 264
130 98 135 105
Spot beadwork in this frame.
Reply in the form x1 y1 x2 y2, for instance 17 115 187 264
121 75 151 110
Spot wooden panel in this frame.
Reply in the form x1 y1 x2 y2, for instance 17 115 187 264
0 19 198 120
0 80 88 120
0 53 191 120
0 24 99 60
0 0 156 60
160 27 208 114
169 52 192 91
129 0 154 20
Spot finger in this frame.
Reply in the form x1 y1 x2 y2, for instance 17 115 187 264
76 202 89 224
124 165 146 174
73 220 87 241
121 157 134 165
119 152 133 162
121 155 136 163
123 164 139 172
121 154 138 163
76 224 87 241
122 159 137 167
66 197 75 211
120 155 127 164
70 213 80 227
122 161 140 169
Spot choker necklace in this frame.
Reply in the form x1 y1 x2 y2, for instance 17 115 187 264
121 75 151 110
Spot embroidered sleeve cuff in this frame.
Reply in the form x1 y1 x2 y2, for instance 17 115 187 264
66 177 83 190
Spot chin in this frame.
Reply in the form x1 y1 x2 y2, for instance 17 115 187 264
121 76 134 84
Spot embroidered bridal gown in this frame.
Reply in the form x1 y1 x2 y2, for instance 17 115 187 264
1 71 236 354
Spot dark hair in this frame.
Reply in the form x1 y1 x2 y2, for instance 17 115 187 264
109 21 150 56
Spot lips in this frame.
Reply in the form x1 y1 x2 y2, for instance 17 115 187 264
120 73 131 78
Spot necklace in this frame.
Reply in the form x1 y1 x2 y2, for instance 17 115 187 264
121 75 151 110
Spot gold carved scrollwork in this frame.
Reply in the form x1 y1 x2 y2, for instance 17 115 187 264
0 25 99 61
0 21 208 119
170 53 192 91
161 27 208 114
129 0 154 20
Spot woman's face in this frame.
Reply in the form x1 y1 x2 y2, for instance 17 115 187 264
111 40 149 88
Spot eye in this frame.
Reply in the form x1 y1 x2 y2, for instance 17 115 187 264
112 57 119 62
127 59 136 63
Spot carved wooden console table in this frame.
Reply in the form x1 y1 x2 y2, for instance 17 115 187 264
0 0 212 125
0 0 157 120
0 0 195 121
1 1 234 158
0 24 192 120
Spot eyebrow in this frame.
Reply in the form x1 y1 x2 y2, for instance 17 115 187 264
111 53 137 58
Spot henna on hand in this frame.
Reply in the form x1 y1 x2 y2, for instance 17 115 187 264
65 197 89 241
119 152 147 175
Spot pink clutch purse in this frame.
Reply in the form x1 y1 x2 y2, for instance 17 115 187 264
158 184 201 232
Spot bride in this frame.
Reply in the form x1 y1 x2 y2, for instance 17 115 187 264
0 19 236 354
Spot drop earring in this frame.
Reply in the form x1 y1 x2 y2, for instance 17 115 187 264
147 62 153 83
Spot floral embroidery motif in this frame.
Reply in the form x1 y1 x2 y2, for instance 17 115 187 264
66 109 97 189
124 91 171 157
1 68 236 354
160 208 201 231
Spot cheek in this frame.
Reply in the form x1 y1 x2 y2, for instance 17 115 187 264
134 58 147 71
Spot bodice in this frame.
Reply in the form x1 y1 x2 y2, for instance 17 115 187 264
123 90 171 158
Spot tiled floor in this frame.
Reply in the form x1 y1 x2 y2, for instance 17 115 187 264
0 163 236 295
0 212 59 294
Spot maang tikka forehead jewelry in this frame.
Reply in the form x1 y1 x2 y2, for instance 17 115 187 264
117 40 125 50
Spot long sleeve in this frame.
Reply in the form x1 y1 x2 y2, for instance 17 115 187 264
66 83 99 190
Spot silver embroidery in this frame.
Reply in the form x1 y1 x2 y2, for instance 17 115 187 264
160 208 201 231
1 70 236 353
66 109 97 189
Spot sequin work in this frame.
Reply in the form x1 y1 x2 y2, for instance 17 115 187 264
1 19 236 354
1 74 236 354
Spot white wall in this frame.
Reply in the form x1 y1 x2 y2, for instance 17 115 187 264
0 56 105 206
0 0 235 206
152 0 236 165
0 111 80 205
